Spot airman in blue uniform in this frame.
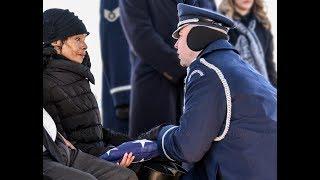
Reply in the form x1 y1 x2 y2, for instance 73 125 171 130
156 3 277 180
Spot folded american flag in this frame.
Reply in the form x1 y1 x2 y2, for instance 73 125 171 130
99 139 160 163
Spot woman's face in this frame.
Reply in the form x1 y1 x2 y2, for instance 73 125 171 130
234 0 254 13
60 34 88 64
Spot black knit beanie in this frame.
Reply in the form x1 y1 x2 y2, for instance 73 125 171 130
43 8 89 45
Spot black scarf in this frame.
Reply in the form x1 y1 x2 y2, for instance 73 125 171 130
43 44 91 70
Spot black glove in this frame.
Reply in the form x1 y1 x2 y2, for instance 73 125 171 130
102 127 133 146
137 124 167 140
115 104 129 120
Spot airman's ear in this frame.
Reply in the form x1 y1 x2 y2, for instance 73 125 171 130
187 26 228 51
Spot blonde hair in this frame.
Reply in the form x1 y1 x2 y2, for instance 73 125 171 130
218 0 271 30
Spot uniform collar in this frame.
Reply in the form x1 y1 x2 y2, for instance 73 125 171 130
197 39 238 59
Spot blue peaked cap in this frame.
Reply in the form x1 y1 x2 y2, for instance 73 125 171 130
172 3 235 39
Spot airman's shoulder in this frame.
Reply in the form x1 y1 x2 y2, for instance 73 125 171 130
186 59 217 86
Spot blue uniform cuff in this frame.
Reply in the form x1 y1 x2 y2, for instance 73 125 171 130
157 125 178 161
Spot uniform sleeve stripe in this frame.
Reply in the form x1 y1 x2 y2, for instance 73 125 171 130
200 58 232 141
110 85 131 94
162 126 178 161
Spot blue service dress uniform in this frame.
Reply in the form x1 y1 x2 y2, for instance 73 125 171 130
119 0 216 138
157 40 277 180
100 0 131 133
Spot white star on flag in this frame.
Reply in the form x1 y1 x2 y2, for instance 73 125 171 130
106 147 118 156
99 139 159 163
132 139 153 148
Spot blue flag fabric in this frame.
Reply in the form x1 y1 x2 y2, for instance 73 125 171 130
100 139 159 163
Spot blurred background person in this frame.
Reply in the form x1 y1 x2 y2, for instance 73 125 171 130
119 0 217 138
99 0 131 134
219 0 277 87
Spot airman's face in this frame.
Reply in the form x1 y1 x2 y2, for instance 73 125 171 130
174 25 199 67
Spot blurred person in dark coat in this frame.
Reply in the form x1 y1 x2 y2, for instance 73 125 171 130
119 0 216 138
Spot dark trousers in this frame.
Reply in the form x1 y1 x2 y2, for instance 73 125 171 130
43 150 138 180
129 70 184 138
102 73 129 134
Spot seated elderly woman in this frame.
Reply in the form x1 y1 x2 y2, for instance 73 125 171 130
43 108 138 180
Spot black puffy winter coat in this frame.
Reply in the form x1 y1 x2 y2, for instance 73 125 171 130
43 50 109 156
